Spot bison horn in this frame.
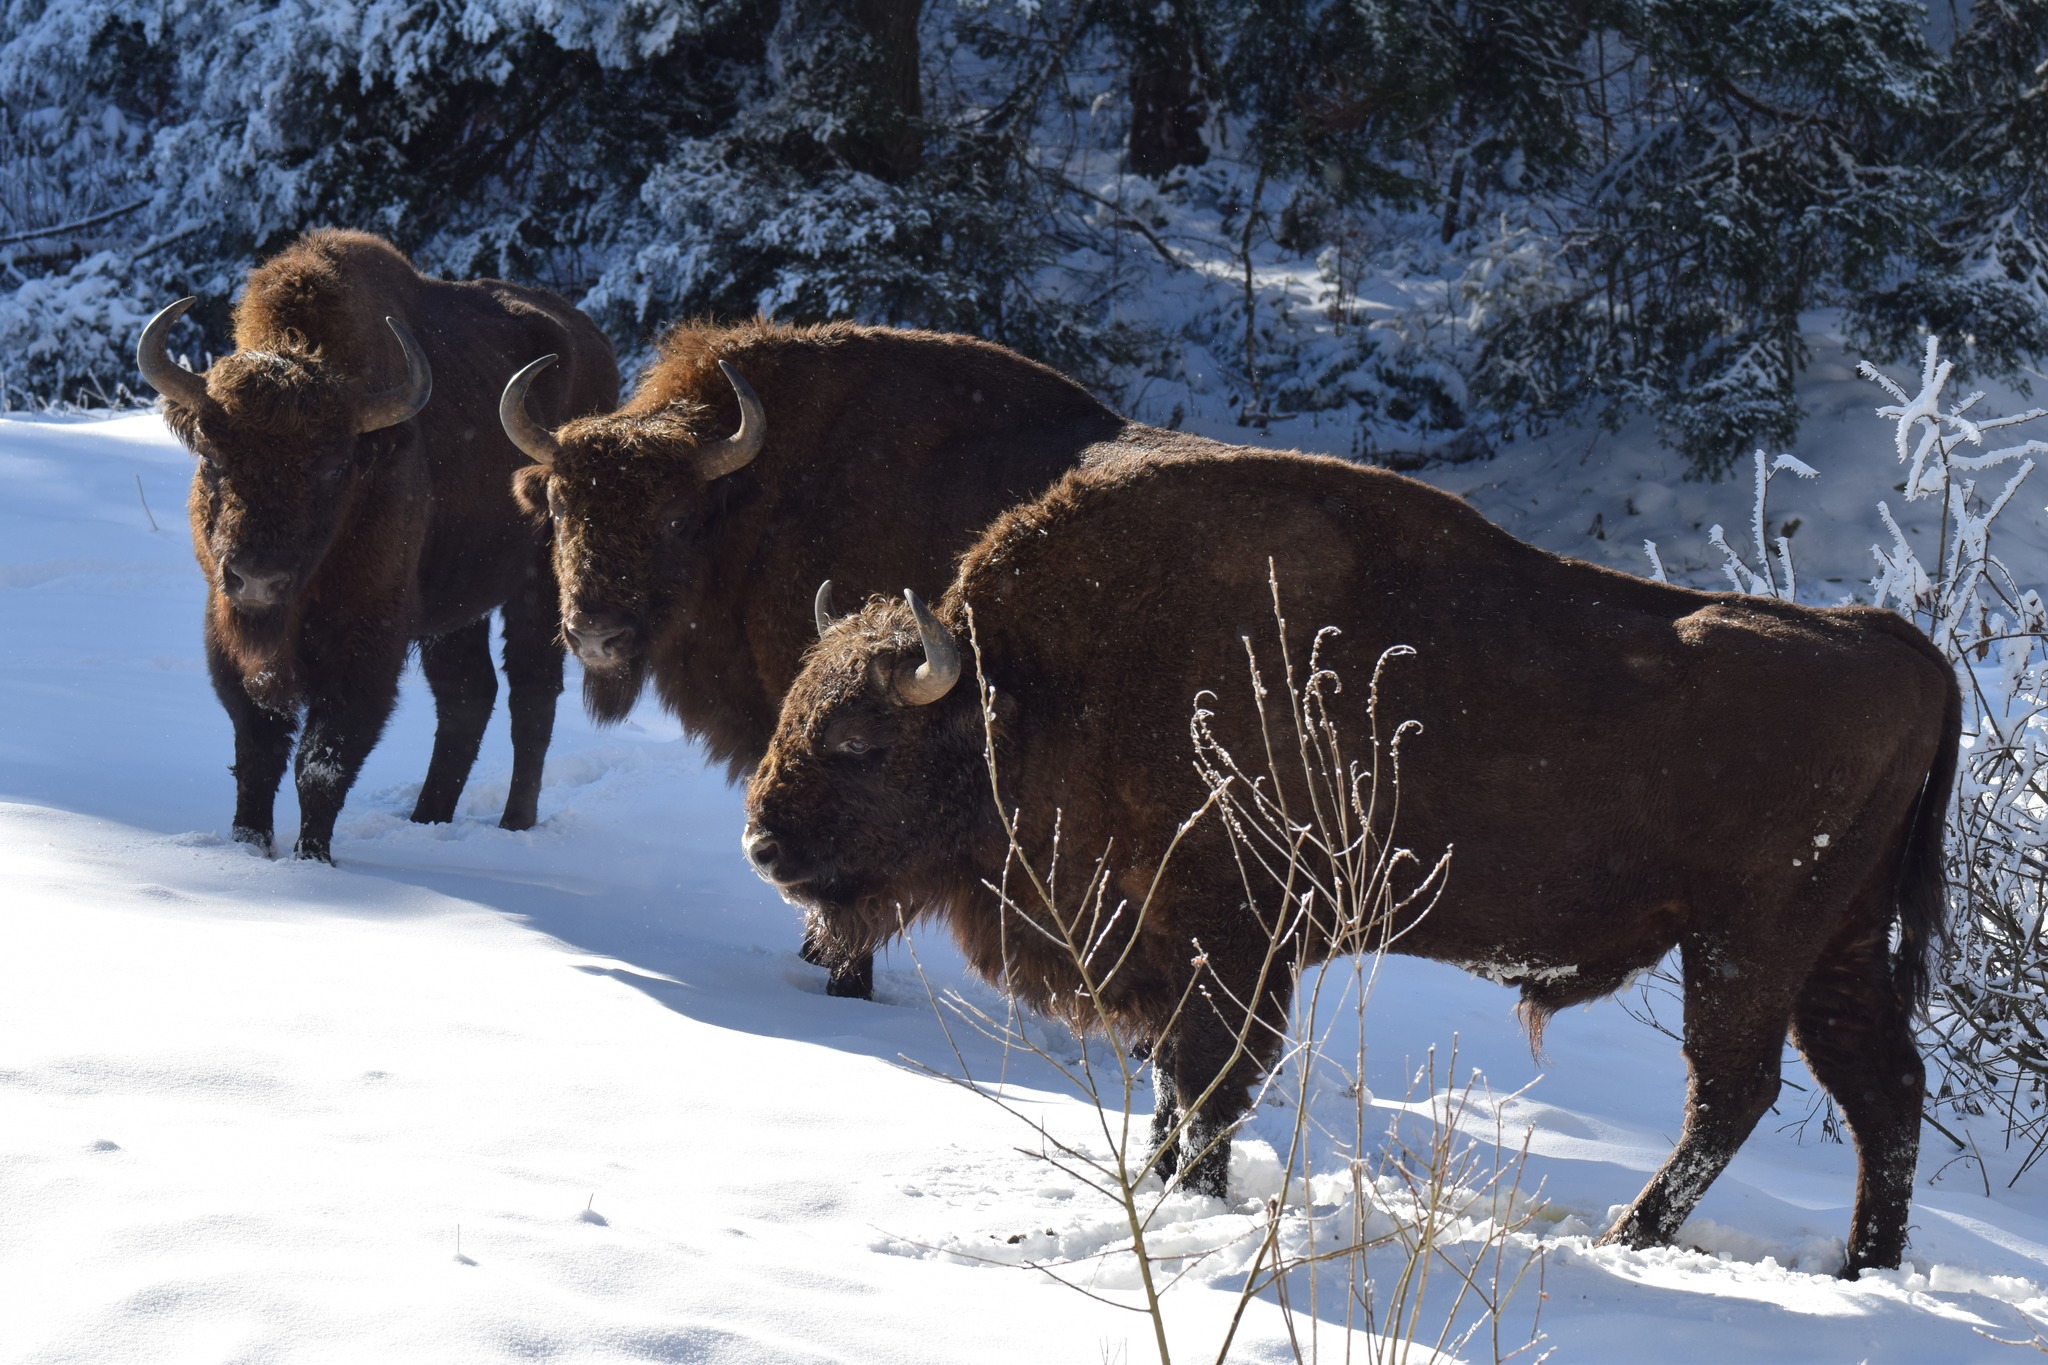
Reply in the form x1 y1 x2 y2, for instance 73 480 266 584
356 317 433 433
499 354 563 465
897 589 961 706
814 580 840 637
136 297 214 412
695 360 766 481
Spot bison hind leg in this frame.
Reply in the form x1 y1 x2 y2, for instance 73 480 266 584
1598 930 1801 1253
499 582 566 831
1791 926 1925 1277
411 618 497 824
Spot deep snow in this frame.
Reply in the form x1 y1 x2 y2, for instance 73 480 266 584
10 372 2048 1361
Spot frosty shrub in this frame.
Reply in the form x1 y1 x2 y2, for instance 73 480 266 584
897 574 1545 1365
1855 340 2048 1174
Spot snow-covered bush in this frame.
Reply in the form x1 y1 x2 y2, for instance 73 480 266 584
1855 342 2048 1172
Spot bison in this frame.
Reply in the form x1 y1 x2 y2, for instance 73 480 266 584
497 318 1126 995
741 443 1961 1276
139 229 619 861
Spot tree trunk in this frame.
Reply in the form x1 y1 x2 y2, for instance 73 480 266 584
844 0 923 182
1126 1 1207 178
769 0 924 183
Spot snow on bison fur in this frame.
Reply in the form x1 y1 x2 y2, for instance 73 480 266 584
498 318 1128 997
742 443 1961 1276
139 229 619 861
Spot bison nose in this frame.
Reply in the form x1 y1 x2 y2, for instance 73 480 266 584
743 824 799 886
222 556 292 608
564 614 632 667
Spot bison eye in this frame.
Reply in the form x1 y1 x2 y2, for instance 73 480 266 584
836 736 876 757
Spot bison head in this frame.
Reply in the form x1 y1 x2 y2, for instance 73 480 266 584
139 297 431 655
742 588 988 965
500 355 763 722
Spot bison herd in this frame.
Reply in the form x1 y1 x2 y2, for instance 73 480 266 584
139 228 1961 1277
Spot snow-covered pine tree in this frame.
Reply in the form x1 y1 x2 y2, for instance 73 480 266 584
0 0 750 400
0 0 1149 399
586 0 1146 377
1853 0 2048 387
1468 0 1950 476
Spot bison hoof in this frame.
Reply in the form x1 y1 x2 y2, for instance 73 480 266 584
1838 1248 1900 1280
1593 1216 1663 1252
824 952 875 1000
498 808 537 833
1176 1159 1229 1200
231 826 275 856
293 841 335 865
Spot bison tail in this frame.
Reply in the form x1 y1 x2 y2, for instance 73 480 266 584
1892 642 1963 1012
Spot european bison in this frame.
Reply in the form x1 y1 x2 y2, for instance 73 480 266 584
140 229 619 861
498 318 1126 996
742 444 1961 1276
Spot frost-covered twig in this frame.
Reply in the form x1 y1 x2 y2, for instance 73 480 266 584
1650 449 1815 598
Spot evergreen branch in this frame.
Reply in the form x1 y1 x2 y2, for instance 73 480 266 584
1040 175 1190 272
0 197 150 248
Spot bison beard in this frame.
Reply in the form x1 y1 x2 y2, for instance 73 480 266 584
744 443 1962 1278
142 229 619 861
580 653 650 725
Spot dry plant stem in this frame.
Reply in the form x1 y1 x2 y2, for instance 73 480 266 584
1239 166 1267 425
891 590 1538 1364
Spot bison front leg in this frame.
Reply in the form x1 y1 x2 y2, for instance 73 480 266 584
1158 961 1292 1199
411 617 497 824
498 571 565 832
206 632 295 854
1600 931 1798 1252
291 641 405 862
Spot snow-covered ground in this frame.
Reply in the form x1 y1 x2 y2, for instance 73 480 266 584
10 389 2048 1362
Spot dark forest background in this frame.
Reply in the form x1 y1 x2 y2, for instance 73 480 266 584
7 0 2048 475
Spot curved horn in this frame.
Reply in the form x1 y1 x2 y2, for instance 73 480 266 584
897 589 961 706
499 354 562 465
814 579 839 637
136 297 213 412
695 359 766 480
357 316 433 433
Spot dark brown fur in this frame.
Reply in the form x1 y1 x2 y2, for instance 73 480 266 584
745 444 1962 1277
162 229 619 859
523 317 1128 995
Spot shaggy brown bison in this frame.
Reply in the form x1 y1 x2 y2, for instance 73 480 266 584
140 229 619 861
742 444 1961 1276
499 318 1126 996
